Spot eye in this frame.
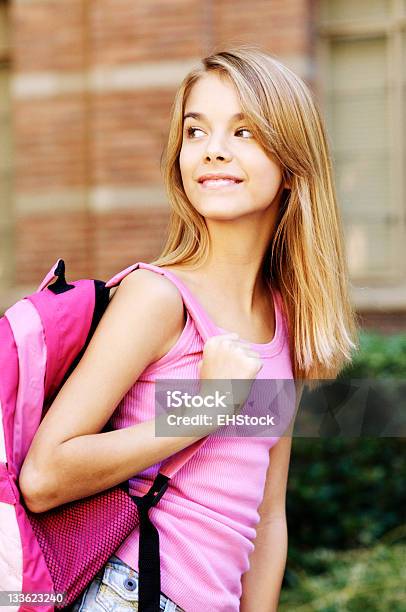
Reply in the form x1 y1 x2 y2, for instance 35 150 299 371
235 128 253 138
185 126 205 138
184 126 253 139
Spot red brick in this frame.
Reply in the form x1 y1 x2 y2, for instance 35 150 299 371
14 208 169 286
11 0 86 73
14 95 87 192
89 0 206 65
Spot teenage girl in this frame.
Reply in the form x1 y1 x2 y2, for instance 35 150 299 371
19 46 359 611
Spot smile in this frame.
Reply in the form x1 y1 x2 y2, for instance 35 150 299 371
199 179 243 189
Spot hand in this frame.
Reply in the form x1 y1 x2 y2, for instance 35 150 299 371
198 332 263 413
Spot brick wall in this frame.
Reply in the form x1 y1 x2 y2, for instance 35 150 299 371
0 0 320 315
7 0 312 296
358 312 406 335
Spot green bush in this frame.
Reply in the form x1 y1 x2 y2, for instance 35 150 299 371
340 331 406 378
280 539 405 611
287 438 404 551
283 331 406 602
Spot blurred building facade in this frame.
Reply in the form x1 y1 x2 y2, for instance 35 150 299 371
0 0 405 331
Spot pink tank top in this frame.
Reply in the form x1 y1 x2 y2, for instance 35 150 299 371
108 263 294 612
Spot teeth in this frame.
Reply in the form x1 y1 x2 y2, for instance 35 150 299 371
202 179 238 186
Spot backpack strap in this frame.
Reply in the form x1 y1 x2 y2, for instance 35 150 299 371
5 300 47 473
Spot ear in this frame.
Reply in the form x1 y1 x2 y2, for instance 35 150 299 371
282 172 292 191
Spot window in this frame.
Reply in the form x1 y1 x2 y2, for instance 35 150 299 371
317 0 406 284
0 0 13 292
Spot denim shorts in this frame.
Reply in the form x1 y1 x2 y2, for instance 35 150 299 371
66 554 185 612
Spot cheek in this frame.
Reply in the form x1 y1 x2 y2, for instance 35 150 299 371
179 147 194 183
261 158 283 185
179 148 185 175
249 162 284 201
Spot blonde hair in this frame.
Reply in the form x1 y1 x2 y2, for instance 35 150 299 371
151 45 360 388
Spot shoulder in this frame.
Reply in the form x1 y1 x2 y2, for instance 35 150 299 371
118 268 183 300
108 268 186 363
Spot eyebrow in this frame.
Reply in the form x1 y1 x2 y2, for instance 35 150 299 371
183 112 246 122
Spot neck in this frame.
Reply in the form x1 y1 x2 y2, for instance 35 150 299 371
193 206 280 315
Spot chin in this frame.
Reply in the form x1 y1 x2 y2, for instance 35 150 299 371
193 199 249 217
199 210 250 222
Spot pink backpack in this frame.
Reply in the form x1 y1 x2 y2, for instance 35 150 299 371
0 259 215 612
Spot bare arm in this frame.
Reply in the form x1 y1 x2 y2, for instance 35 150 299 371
240 381 304 611
18 270 206 513
239 436 291 612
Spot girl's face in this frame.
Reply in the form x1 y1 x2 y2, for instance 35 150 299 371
179 72 286 221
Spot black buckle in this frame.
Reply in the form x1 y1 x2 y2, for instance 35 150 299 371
136 473 169 511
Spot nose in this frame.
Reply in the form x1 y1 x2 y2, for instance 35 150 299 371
205 152 229 162
204 135 232 162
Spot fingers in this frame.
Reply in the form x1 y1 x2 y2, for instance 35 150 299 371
217 332 258 353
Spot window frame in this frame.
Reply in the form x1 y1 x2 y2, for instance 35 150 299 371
315 0 406 308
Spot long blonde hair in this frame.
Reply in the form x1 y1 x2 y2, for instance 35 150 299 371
151 45 360 387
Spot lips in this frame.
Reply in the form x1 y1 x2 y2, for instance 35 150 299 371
198 174 243 184
199 179 243 192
